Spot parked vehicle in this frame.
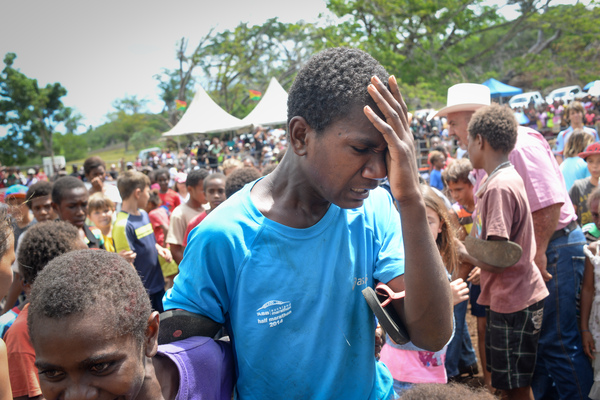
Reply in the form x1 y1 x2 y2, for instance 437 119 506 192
508 91 544 109
138 147 161 161
545 85 582 104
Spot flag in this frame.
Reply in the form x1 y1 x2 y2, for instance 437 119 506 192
175 100 187 110
249 90 262 101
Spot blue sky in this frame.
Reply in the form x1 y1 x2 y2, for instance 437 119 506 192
0 0 330 132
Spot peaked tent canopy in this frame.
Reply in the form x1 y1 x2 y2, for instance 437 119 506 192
241 77 289 127
482 78 523 98
163 86 249 137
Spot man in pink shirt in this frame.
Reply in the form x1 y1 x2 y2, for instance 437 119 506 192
433 84 592 399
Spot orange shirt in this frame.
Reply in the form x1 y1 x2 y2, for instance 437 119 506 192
4 304 42 398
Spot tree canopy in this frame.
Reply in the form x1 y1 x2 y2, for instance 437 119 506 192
0 53 71 165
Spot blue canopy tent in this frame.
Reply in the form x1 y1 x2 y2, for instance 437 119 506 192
482 78 523 101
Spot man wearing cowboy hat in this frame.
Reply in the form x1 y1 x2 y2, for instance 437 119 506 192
432 83 593 399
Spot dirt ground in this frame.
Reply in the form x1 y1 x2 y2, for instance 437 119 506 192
465 303 487 389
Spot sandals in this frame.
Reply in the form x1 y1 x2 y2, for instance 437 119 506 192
362 282 410 344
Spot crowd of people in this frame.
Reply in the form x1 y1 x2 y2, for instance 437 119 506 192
0 47 598 400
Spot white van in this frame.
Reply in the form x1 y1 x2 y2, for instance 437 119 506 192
508 91 544 109
545 85 582 104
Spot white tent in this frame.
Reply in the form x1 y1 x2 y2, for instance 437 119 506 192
163 86 250 137
241 77 288 127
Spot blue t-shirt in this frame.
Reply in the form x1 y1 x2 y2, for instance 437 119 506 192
429 169 444 191
560 156 591 191
164 183 403 400
113 210 165 295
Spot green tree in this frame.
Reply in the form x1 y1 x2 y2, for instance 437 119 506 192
0 53 70 165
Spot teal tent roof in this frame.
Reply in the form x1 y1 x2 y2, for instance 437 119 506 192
482 78 523 98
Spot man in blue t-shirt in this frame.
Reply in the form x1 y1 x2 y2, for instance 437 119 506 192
163 48 453 399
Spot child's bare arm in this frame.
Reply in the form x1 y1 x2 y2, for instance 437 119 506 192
365 75 452 351
456 236 509 274
581 254 596 359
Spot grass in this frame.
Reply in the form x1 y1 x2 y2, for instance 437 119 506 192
68 146 139 166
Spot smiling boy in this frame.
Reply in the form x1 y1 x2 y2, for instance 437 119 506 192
163 48 452 399
51 176 104 250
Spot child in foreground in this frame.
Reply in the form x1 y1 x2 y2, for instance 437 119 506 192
379 185 468 393
27 250 234 400
459 104 548 400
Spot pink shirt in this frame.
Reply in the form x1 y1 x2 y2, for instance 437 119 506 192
379 343 447 384
509 126 576 230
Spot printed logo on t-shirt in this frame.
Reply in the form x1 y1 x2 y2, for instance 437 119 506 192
352 276 368 290
256 300 292 328
135 223 154 240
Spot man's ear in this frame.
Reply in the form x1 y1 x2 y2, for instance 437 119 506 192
133 187 142 200
288 116 312 156
144 311 160 357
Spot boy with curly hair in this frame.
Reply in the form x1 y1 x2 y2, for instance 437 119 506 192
459 104 549 399
27 250 234 400
163 47 453 399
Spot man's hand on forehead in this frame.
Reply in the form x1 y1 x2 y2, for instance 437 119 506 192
364 75 419 203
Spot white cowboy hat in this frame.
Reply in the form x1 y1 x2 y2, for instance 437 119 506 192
428 83 491 120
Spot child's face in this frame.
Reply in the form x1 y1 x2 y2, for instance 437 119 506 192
0 232 14 300
205 178 226 210
426 206 443 241
32 312 155 400
53 187 89 229
447 180 474 207
434 157 445 169
466 133 483 170
587 155 600 178
157 174 169 192
31 195 56 223
189 181 206 204
137 186 151 209
89 207 114 229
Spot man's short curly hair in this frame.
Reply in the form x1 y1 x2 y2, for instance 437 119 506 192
442 158 473 185
18 220 81 285
28 249 152 346
25 181 53 210
51 176 86 205
287 47 389 134
468 104 518 154
225 167 261 198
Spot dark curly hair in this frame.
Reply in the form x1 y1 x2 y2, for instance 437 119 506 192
25 181 53 210
18 220 81 285
51 176 86 205
468 104 518 154
28 249 152 345
287 47 389 134
225 167 261 198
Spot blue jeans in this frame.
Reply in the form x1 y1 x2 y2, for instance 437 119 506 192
532 227 593 399
445 299 478 378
